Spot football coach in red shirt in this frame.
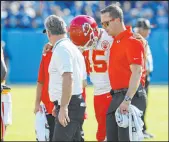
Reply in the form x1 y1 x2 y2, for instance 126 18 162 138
100 4 147 141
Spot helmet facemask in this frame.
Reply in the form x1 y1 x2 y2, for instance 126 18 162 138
81 23 99 50
83 32 98 50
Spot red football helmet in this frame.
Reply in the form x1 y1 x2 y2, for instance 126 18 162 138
68 15 99 50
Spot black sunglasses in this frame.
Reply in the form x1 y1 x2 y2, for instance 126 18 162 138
101 18 115 28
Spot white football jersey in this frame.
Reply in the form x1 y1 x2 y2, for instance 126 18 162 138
83 28 113 95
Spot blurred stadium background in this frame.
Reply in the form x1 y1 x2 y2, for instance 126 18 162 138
1 1 168 141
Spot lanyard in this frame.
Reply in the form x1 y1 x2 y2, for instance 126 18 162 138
52 38 69 52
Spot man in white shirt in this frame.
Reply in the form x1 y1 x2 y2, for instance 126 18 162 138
43 15 86 141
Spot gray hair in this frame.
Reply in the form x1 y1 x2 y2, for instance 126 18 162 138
101 4 124 22
44 15 67 35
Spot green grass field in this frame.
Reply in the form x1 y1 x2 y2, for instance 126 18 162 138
4 85 168 141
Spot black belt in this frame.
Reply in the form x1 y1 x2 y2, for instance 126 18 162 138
110 84 144 96
110 88 128 95
53 94 82 106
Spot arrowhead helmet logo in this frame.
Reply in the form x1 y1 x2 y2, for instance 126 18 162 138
82 23 91 36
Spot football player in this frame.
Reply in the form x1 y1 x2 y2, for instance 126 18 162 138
69 15 113 141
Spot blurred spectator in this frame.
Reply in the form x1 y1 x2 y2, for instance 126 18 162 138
160 1 168 13
135 1 144 11
72 1 84 16
63 8 74 24
50 5 63 17
71 1 84 16
129 8 140 26
94 8 101 26
8 15 18 28
142 8 154 24
156 7 168 29
33 10 43 28
84 4 94 17
123 1 132 25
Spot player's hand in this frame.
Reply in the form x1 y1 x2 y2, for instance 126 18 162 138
146 70 150 76
133 33 147 47
83 80 87 88
42 42 53 54
58 106 70 127
119 100 130 114
52 106 56 117
34 104 42 114
78 47 85 53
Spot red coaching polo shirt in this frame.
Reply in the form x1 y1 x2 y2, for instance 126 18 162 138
37 49 54 114
109 26 145 90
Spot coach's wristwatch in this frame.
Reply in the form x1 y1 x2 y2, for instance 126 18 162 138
124 95 132 103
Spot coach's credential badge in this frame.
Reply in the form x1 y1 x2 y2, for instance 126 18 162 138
101 40 110 51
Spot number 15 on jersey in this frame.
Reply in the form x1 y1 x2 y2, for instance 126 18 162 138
83 50 108 74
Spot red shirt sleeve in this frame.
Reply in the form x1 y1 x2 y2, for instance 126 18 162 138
126 39 144 65
37 56 44 83
82 88 86 101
